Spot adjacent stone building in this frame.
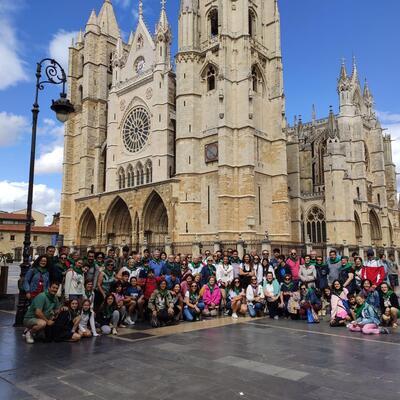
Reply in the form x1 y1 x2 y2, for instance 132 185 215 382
60 0 400 258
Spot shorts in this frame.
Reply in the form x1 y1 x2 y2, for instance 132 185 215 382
23 318 39 328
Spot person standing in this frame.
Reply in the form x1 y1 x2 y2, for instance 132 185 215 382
299 255 317 288
285 249 303 283
23 256 50 301
387 253 399 290
327 249 342 285
361 249 385 287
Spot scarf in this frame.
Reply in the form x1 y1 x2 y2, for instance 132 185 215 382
339 262 353 272
208 266 215 276
85 290 93 299
189 291 198 303
330 256 341 264
72 265 83 275
233 287 241 295
103 268 114 279
207 283 215 294
382 290 394 299
158 288 169 298
35 266 47 275
304 262 311 267
355 302 366 319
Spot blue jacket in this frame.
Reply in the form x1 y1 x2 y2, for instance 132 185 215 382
23 267 50 294
149 258 165 277
356 303 380 326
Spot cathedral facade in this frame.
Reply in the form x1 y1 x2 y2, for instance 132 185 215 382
60 0 400 257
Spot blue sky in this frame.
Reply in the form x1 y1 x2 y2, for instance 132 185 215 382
0 0 399 223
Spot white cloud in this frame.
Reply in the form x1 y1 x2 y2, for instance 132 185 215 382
49 30 78 71
36 119 65 175
0 2 27 90
0 111 29 146
376 111 400 124
0 181 60 225
36 146 64 174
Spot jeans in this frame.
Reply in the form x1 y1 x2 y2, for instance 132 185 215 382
266 300 280 318
248 302 263 318
101 310 120 334
183 302 205 321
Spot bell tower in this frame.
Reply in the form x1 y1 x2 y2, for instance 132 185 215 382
175 0 290 243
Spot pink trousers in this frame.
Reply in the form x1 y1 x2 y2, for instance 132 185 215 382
348 323 380 335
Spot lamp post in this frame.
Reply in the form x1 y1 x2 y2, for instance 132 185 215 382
14 59 74 326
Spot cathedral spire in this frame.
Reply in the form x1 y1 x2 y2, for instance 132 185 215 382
351 56 360 85
86 9 99 33
98 0 120 38
312 104 316 123
339 58 347 80
139 0 143 20
158 0 169 30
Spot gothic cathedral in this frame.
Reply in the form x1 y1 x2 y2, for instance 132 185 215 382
60 0 400 257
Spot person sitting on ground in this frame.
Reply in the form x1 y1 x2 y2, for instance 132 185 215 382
201 276 222 317
112 282 127 327
125 276 145 323
321 287 331 317
315 255 330 290
347 293 357 321
47 298 81 343
280 274 300 319
23 255 50 301
170 283 183 321
246 276 265 318
216 255 234 314
78 299 98 337
299 283 322 320
330 280 351 327
263 271 282 320
229 278 247 319
96 294 120 335
299 255 317 288
379 282 399 328
348 294 387 335
83 280 95 309
23 282 61 344
148 280 175 327
183 281 205 321
360 279 381 314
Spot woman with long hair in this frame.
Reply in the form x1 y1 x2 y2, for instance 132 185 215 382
239 254 254 288
228 278 247 319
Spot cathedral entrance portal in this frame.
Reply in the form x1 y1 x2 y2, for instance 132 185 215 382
143 192 168 247
105 197 132 246
79 208 97 246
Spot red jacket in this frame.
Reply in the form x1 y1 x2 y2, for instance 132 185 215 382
361 259 385 286
142 276 161 300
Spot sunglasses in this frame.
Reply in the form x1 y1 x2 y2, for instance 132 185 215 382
191 284 197 288
291 253 296 256
251 279 257 281
234 281 240 284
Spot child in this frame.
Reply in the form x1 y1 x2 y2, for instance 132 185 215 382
348 294 388 334
79 299 98 337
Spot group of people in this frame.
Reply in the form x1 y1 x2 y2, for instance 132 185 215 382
21 244 399 344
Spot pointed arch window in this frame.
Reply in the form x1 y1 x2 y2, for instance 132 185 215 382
249 9 256 38
127 165 134 187
206 66 216 91
137 34 144 50
354 212 362 239
251 65 263 93
118 168 126 189
145 160 153 184
306 206 326 244
109 52 113 73
136 162 144 186
209 8 219 37
369 210 382 241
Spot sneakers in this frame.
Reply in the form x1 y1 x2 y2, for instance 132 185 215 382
273 316 279 320
25 331 34 344
232 313 239 319
112 328 118 335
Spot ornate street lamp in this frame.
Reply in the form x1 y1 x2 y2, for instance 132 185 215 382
14 59 74 326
